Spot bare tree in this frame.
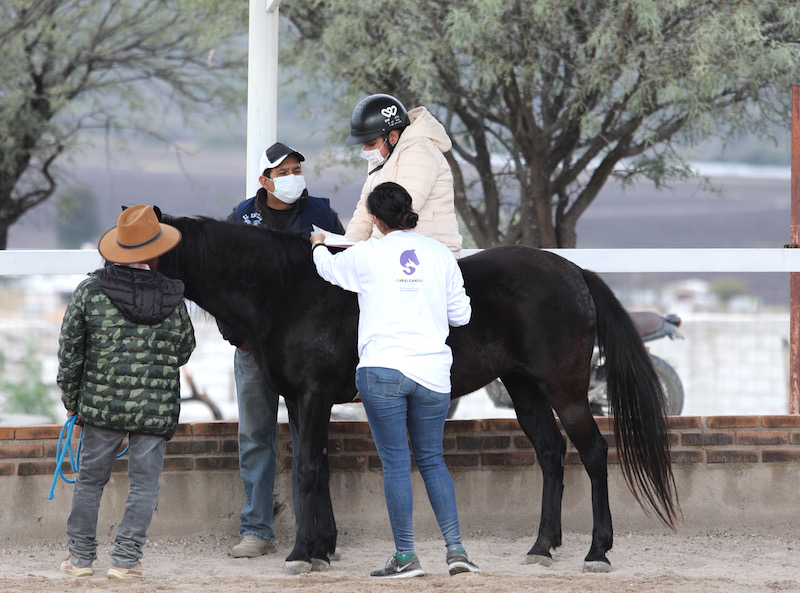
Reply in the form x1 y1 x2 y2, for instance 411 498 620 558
0 0 247 249
283 0 800 248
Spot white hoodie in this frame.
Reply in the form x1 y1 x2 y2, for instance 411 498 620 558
313 230 471 392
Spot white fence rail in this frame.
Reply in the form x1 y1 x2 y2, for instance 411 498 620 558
4 247 800 275
1 248 798 419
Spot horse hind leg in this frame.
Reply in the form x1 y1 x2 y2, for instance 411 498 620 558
511 372 614 572
555 402 613 572
501 374 567 566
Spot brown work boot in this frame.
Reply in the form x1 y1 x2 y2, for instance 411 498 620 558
107 562 147 579
231 536 277 558
60 555 93 577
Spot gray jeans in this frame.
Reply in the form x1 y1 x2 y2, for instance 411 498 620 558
66 423 166 569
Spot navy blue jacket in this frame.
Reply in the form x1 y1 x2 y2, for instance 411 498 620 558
227 189 344 237
218 188 345 346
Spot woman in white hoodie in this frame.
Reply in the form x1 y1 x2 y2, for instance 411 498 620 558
310 182 478 578
344 94 462 257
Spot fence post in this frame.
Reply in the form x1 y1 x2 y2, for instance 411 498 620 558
791 84 800 414
245 0 281 198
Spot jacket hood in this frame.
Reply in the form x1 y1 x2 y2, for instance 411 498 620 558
402 106 452 153
95 265 186 325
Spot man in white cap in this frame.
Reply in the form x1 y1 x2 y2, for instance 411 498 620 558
57 205 196 579
221 142 345 558
229 141 345 232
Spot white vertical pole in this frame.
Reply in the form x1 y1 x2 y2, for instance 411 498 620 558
245 0 282 198
790 84 800 413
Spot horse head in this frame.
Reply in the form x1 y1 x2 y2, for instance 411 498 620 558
158 215 318 346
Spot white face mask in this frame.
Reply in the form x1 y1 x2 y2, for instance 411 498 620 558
270 174 306 204
362 139 387 167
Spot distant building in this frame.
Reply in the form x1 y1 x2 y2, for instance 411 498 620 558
660 279 719 313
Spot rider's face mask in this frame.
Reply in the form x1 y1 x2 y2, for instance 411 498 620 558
270 174 306 204
361 138 387 167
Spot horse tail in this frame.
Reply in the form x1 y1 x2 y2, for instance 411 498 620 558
582 269 680 529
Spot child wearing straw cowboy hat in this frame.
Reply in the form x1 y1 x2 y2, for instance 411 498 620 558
56 205 196 579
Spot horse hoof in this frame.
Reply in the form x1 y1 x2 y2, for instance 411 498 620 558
328 551 341 562
525 554 553 567
311 558 331 572
583 560 611 573
284 560 313 575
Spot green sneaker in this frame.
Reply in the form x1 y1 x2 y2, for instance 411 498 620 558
446 548 481 575
370 553 425 578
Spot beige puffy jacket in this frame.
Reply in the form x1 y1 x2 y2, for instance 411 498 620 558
344 106 462 257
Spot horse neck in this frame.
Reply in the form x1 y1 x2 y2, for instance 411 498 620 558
162 217 312 320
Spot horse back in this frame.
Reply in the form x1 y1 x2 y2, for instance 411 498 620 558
450 245 597 396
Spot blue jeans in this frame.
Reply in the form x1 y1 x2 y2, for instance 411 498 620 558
356 367 463 555
235 347 299 542
66 424 166 569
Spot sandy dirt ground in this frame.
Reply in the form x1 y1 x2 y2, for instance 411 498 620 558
3 528 800 593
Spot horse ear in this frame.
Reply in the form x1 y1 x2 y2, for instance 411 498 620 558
120 205 161 221
122 206 161 222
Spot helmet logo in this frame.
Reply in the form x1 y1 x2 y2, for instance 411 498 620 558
381 105 398 120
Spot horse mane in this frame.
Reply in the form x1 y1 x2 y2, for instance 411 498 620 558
161 215 314 291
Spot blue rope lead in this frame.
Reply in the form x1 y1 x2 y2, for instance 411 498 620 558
48 416 129 500
48 416 81 499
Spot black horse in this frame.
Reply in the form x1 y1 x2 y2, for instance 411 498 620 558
158 215 678 574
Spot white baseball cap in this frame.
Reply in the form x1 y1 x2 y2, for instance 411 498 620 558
259 142 305 175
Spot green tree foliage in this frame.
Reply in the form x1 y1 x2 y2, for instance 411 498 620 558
0 346 57 422
282 0 800 248
709 276 750 305
54 185 101 249
0 0 248 249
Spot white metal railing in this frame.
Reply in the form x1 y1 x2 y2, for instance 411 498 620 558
4 247 800 275
0 250 101 275
2 247 799 417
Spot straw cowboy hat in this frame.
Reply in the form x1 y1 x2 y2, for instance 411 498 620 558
98 205 182 264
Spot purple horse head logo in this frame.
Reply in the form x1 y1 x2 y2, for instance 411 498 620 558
399 249 419 275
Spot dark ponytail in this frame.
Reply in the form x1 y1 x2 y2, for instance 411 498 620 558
367 182 418 231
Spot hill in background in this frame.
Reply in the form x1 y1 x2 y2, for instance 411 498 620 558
8 133 793 309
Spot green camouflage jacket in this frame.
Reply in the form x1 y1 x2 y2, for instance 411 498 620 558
57 265 196 440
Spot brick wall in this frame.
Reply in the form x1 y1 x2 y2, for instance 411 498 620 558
4 415 800 480
4 416 800 545
0 422 241 479
319 415 800 470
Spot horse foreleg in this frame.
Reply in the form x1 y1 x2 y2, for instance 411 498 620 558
312 446 336 562
558 405 613 572
285 397 337 574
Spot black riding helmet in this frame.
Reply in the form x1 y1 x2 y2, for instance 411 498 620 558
346 94 410 145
